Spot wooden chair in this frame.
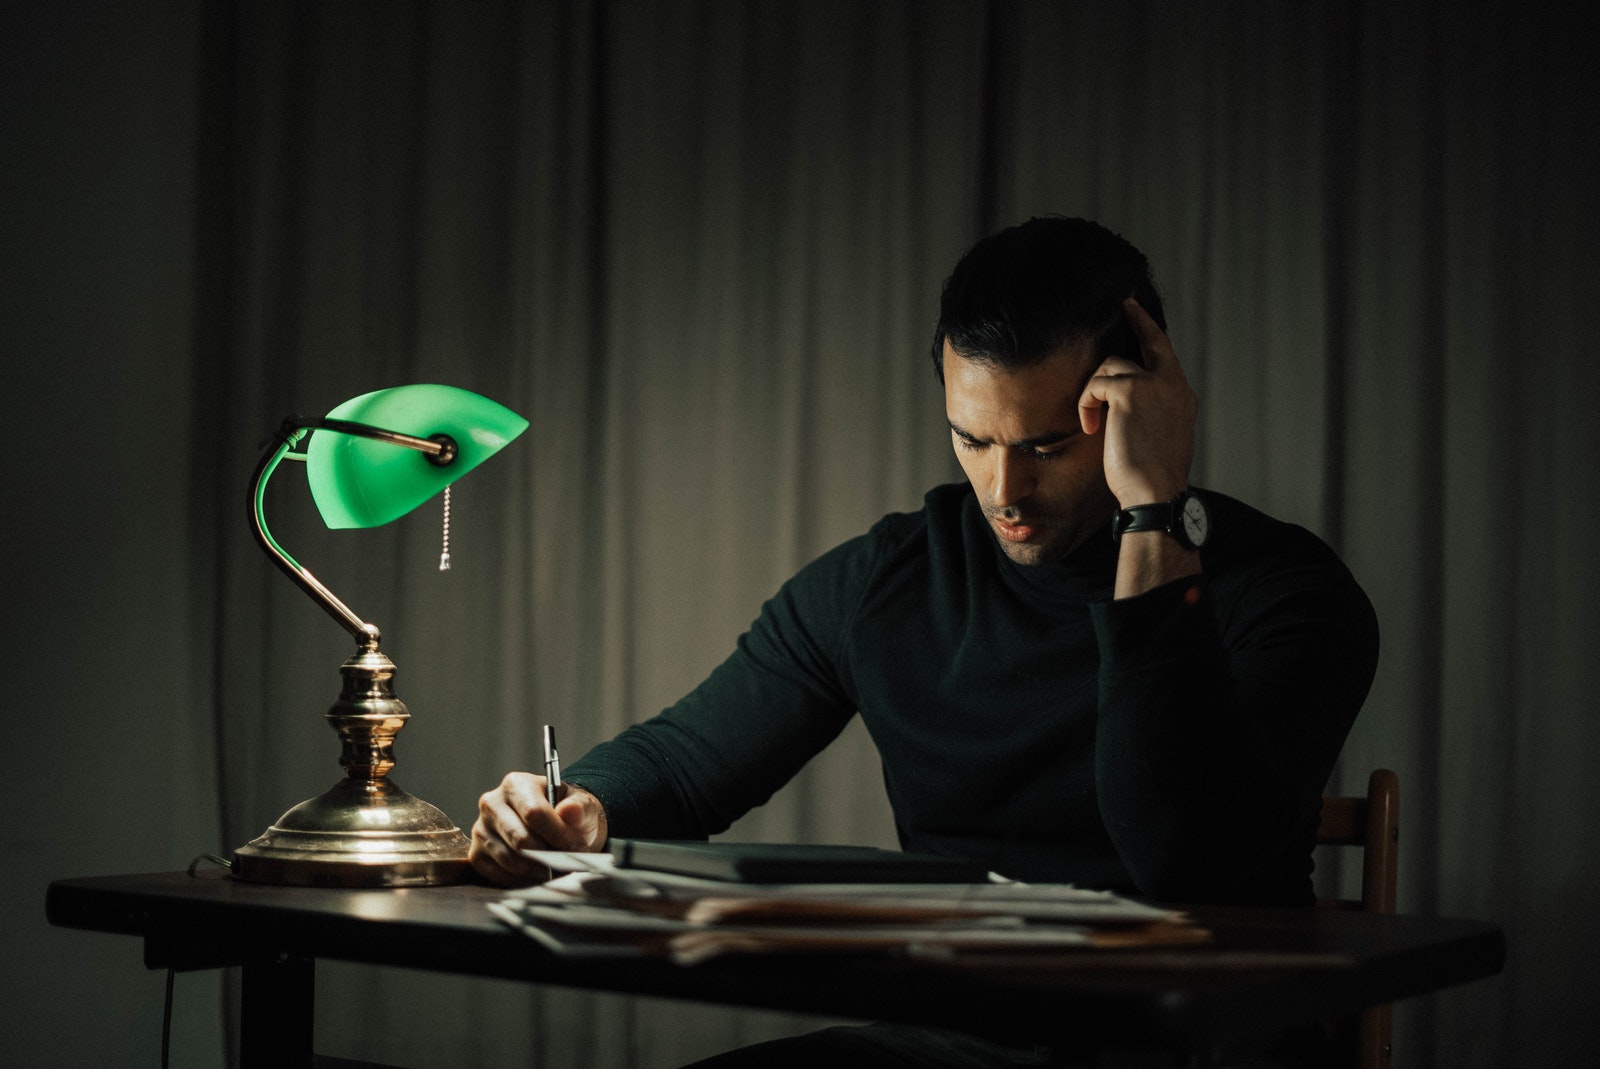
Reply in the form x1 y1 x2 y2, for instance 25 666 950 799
1316 768 1400 1069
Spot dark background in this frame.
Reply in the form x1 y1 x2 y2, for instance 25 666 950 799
5 2 1597 1065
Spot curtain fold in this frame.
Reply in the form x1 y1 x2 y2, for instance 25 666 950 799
191 2 1599 1066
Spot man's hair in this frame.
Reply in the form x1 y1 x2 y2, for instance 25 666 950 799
930 216 1166 380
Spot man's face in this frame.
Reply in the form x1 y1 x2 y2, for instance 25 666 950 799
943 339 1116 566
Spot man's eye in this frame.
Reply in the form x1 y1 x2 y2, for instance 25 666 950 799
954 435 985 452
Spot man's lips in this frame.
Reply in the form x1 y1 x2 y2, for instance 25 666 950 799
990 515 1042 543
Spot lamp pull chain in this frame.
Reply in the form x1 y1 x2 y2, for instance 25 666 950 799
439 485 452 571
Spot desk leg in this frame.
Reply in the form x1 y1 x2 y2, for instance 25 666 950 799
241 953 314 1069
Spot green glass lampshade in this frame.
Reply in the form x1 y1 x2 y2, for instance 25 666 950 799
306 383 529 529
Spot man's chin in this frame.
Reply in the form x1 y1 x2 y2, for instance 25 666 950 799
992 530 1060 566
989 517 1102 566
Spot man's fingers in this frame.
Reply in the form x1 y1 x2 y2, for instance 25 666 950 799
469 823 525 886
532 796 588 850
500 770 548 822
1079 402 1103 436
490 772 553 843
1079 357 1143 433
1089 356 1144 382
470 812 541 886
555 794 586 828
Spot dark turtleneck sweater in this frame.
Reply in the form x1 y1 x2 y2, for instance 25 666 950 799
564 483 1379 906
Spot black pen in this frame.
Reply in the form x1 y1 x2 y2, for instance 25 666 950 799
543 724 562 806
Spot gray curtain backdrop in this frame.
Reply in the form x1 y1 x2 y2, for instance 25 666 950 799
7 1 1597 1066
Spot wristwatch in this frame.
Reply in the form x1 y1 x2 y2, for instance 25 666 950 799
1110 490 1211 550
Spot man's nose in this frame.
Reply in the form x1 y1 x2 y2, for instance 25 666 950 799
991 449 1035 508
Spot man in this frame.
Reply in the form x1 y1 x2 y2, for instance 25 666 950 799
470 217 1378 1063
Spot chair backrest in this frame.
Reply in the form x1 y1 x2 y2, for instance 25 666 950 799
1316 767 1399 914
1316 768 1400 1069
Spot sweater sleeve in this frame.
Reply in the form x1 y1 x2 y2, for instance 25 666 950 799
1089 541 1379 904
561 532 879 840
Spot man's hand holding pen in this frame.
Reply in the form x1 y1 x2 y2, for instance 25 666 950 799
469 758 610 887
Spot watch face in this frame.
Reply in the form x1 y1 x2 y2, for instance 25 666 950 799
1181 494 1210 547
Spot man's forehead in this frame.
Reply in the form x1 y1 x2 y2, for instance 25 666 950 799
941 340 1100 422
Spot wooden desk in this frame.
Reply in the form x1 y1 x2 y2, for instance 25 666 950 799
46 870 1504 1068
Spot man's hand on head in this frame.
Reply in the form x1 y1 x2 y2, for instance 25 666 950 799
1079 298 1204 599
1077 298 1198 508
469 771 609 887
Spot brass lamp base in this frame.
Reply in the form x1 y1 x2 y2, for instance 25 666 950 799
233 641 471 888
233 778 470 888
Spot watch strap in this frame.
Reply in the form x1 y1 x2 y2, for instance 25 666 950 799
1110 490 1207 549
1110 499 1179 542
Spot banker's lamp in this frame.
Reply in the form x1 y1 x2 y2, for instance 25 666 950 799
232 384 528 887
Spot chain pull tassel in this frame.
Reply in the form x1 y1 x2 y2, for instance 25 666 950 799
439 485 452 571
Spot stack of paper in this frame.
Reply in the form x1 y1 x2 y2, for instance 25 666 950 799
490 851 1207 965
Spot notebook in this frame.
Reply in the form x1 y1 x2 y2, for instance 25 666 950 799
608 839 992 884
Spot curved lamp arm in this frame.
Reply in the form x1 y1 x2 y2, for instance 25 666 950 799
248 417 457 651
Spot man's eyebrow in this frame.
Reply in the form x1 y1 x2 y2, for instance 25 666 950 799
946 420 1076 449
947 420 983 442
